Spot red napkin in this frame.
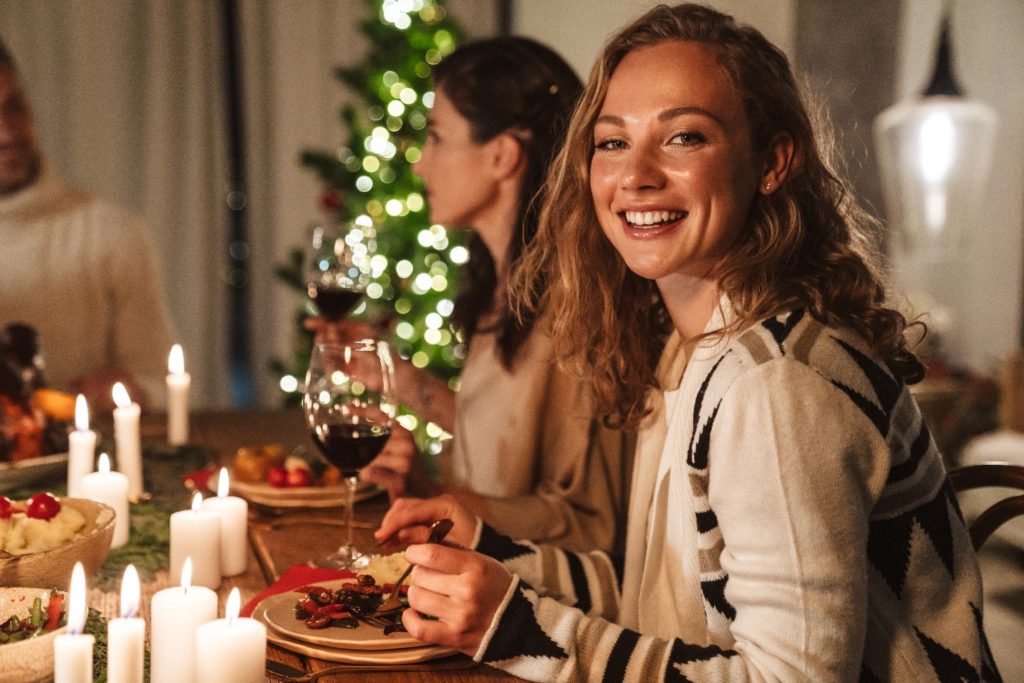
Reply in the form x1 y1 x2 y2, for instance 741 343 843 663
241 564 357 617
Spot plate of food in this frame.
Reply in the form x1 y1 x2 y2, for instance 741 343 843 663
0 454 68 494
0 587 69 683
0 385 75 493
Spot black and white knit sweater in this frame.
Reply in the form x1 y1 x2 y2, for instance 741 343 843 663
470 309 999 682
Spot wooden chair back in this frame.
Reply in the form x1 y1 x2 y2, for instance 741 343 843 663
947 462 1024 551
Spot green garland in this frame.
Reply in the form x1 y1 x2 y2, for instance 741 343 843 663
84 607 151 683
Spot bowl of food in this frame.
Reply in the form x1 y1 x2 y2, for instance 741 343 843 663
0 496 115 590
0 586 68 683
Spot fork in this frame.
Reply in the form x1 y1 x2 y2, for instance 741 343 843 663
376 518 453 614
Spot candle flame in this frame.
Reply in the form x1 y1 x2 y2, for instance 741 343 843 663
120 565 140 618
169 344 185 375
226 587 241 624
74 394 90 431
67 562 87 635
191 491 203 511
112 382 132 408
97 453 111 474
217 467 230 497
181 557 193 592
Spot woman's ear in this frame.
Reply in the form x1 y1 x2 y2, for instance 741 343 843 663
759 132 794 195
487 132 526 182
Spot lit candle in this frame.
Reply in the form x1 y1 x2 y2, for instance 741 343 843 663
150 558 218 683
54 562 94 683
107 565 144 683
202 467 248 576
66 395 97 497
112 382 143 499
170 492 221 589
194 588 266 683
166 344 191 446
80 453 130 548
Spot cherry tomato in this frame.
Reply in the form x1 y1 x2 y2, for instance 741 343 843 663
0 496 12 519
286 468 312 488
265 466 288 488
26 492 61 520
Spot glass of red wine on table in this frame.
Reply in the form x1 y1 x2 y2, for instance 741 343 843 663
306 222 368 322
303 339 396 569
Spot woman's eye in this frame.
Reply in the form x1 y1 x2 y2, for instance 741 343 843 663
594 138 626 151
670 131 707 146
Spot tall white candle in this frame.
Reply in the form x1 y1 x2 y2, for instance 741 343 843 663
54 562 94 683
107 565 144 683
202 468 248 576
194 588 266 683
67 395 97 497
170 493 221 589
112 382 143 498
150 558 218 683
80 453 130 548
166 344 191 446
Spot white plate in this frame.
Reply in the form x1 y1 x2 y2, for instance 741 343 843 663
253 597 456 664
0 587 68 683
0 453 68 493
214 476 384 509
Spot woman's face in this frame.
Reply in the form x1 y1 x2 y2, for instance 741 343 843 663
589 40 762 284
414 87 500 229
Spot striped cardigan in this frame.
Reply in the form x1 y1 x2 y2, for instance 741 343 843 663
470 309 999 682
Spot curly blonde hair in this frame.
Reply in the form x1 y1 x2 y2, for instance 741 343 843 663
509 3 921 430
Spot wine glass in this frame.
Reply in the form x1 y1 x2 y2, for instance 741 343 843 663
303 339 396 568
306 222 369 321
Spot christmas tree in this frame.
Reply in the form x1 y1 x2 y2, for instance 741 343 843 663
272 0 465 446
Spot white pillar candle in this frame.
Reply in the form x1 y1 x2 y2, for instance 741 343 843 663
150 558 218 683
80 453 130 548
54 562 94 683
107 565 144 683
202 468 248 576
170 492 221 589
166 344 191 446
194 588 266 683
66 395 97 497
112 382 143 498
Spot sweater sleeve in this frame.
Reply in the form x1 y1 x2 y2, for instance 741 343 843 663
470 358 890 682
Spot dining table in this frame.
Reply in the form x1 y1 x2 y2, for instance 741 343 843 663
91 408 521 682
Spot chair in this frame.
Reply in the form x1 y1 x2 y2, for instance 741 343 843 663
947 462 1024 551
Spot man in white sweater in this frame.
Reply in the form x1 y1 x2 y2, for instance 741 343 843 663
0 39 174 410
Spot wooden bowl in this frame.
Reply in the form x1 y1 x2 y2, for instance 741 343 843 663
0 498 115 590
0 586 68 683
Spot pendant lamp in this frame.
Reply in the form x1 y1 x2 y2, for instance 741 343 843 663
874 13 997 260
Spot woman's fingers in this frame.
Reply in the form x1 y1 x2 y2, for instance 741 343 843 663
376 495 477 547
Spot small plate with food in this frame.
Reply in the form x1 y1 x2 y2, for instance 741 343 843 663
0 587 69 683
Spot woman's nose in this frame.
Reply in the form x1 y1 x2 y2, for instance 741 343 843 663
619 146 666 191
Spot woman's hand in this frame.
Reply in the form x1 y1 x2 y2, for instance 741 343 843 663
375 494 478 549
402 543 514 656
359 426 436 500
303 317 378 344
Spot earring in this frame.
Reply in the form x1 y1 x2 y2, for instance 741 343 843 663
762 182 772 192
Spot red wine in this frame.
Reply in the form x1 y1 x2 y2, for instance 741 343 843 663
310 285 363 321
312 422 391 474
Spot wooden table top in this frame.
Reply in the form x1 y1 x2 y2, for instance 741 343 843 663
187 409 520 682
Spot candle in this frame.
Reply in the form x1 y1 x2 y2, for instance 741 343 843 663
150 558 218 683
66 395 97 497
202 468 248 576
194 588 266 683
112 382 143 498
107 565 144 683
170 492 221 589
80 453 130 548
54 562 94 683
166 344 191 445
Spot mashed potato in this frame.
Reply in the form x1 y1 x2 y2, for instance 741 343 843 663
0 505 86 556
363 551 408 585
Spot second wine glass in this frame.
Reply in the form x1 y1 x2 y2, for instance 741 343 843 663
306 222 369 321
303 339 396 569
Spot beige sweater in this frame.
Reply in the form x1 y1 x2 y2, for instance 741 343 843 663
0 170 175 406
447 325 632 553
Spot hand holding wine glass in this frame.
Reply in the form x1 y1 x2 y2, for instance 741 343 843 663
306 222 369 321
303 339 396 568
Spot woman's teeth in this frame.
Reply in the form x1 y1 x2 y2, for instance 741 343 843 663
624 210 686 227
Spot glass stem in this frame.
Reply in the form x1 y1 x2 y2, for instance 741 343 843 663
344 474 358 550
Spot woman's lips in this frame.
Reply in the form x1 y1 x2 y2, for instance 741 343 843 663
619 209 687 239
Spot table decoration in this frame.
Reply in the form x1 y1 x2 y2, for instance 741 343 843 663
80 453 130 548
166 344 190 446
150 557 217 683
202 467 248 576
111 383 143 499
195 588 266 683
54 562 93 683
106 564 144 683
66 395 96 497
169 492 220 588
